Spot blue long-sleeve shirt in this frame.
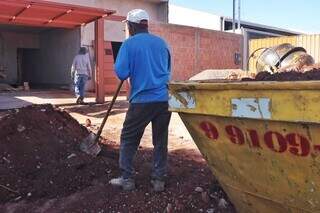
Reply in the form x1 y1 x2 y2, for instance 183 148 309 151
114 33 171 103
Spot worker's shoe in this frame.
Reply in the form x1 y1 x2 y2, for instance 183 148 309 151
76 97 85 104
76 97 81 104
151 179 165 192
79 97 85 105
109 176 135 191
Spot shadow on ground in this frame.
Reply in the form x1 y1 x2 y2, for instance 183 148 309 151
62 100 129 118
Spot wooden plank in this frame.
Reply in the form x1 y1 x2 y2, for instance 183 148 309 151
104 15 126 22
104 77 121 84
105 85 127 94
104 56 114 63
103 61 114 70
104 41 112 48
104 71 116 78
95 18 105 103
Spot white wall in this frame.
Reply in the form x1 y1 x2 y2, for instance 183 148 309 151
37 29 80 86
169 4 222 30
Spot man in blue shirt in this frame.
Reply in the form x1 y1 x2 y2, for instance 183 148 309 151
110 9 171 192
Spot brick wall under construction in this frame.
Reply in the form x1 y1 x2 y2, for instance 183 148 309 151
149 23 243 80
103 23 243 94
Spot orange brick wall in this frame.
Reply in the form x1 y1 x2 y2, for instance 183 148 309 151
149 23 243 80
102 24 242 94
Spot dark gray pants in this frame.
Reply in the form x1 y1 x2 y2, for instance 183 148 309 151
119 102 171 180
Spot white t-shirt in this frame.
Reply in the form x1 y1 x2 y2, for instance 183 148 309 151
71 54 92 77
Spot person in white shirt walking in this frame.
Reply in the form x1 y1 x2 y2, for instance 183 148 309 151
71 47 92 104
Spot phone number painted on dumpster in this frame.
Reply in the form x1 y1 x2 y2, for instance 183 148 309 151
199 121 320 157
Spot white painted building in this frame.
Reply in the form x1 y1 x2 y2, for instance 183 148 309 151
169 4 222 31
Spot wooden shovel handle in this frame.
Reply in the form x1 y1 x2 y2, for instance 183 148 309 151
94 80 125 142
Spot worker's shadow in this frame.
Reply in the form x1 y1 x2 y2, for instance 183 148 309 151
62 100 128 118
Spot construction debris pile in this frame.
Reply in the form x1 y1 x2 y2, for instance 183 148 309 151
251 43 317 73
0 104 234 212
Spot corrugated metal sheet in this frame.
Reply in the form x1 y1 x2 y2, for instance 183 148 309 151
297 34 320 63
249 36 297 72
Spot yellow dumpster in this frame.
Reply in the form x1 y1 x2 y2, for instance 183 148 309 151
169 81 320 213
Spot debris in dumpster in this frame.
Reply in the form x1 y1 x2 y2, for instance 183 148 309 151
249 43 316 73
243 69 320 81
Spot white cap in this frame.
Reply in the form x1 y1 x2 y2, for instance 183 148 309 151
124 9 149 23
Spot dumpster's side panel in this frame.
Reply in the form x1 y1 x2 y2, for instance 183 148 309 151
180 113 320 213
169 82 320 123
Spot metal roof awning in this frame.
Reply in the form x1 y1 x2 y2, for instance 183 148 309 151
0 0 116 29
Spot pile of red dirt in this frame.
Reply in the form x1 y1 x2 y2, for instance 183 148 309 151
0 104 108 202
243 69 320 81
0 105 235 212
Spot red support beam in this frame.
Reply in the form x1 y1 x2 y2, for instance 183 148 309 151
0 14 79 27
0 19 75 28
10 3 31 21
95 18 105 103
44 9 73 25
104 15 125 22
0 0 115 29
0 1 115 16
0 1 29 8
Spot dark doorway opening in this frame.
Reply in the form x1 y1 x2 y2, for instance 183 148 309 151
17 48 40 88
111 41 122 62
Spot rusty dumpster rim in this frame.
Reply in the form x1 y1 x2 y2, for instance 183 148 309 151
169 80 320 90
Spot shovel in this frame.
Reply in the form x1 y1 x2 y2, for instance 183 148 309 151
80 80 125 156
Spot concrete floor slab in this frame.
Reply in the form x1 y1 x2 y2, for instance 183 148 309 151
0 90 126 110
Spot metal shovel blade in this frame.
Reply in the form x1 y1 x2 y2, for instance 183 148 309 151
80 132 102 157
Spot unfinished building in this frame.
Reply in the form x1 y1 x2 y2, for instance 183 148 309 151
0 0 168 91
